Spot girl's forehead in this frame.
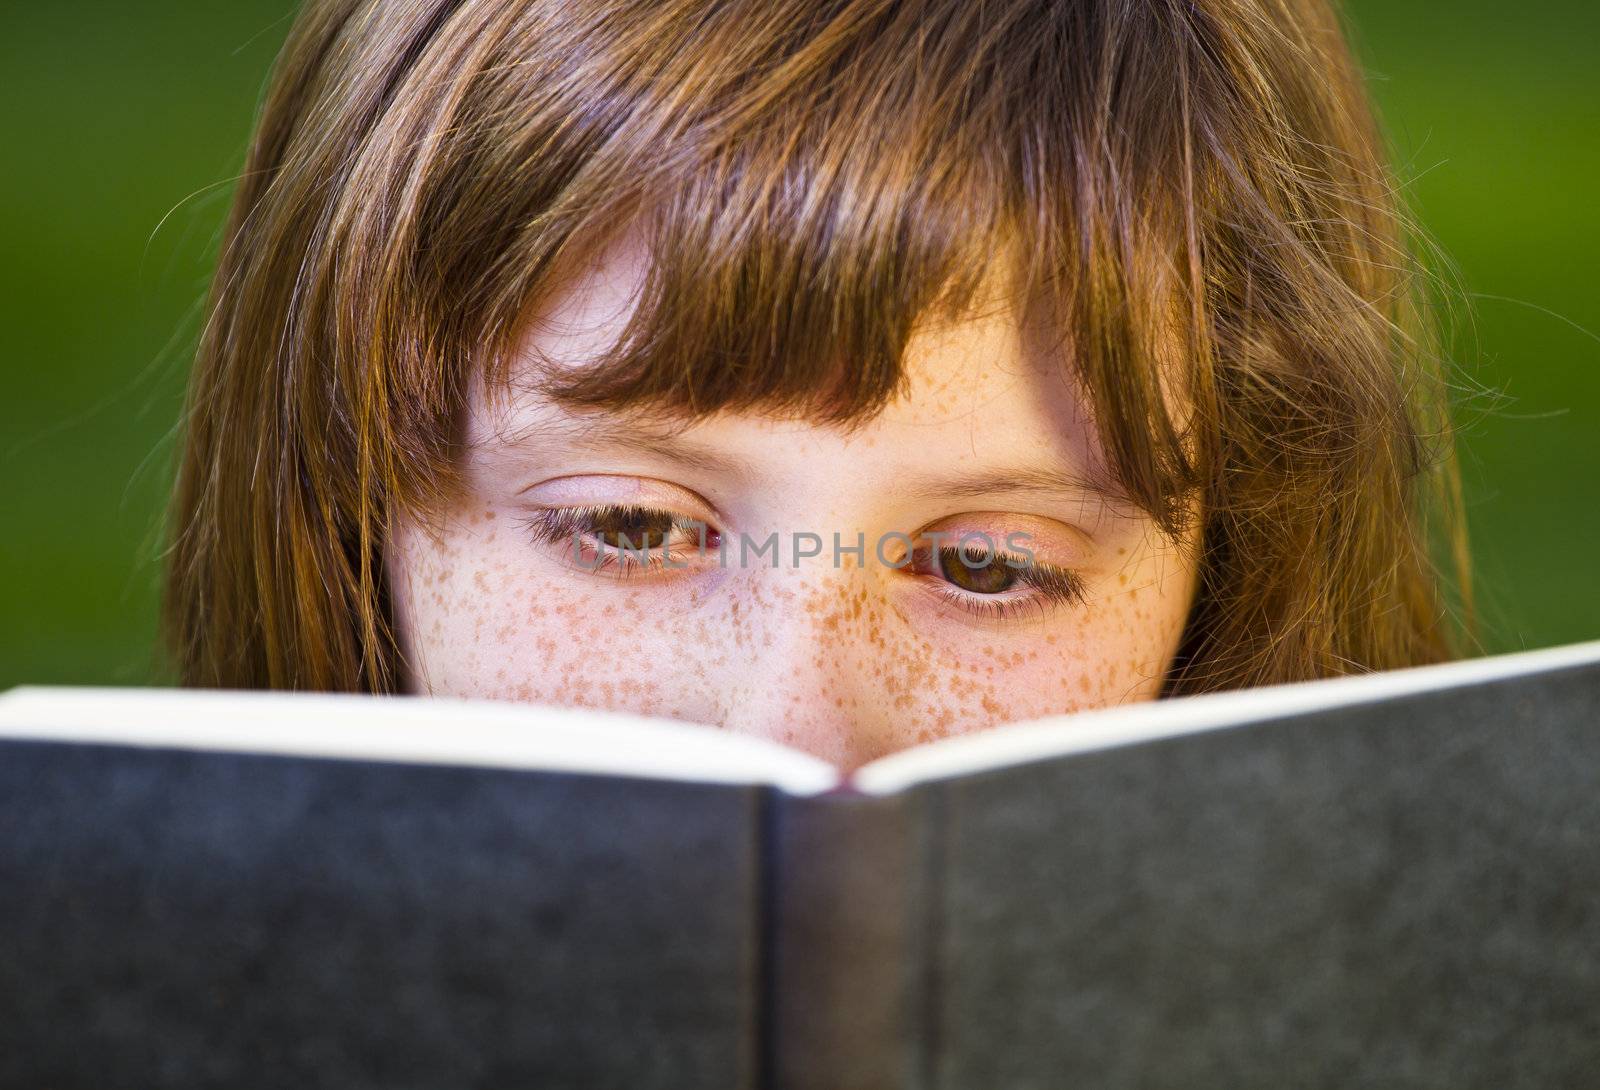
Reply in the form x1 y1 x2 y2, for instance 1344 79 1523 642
479 217 1191 484
483 324 1100 465
483 221 1097 444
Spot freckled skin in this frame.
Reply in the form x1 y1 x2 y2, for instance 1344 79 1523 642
387 227 1202 773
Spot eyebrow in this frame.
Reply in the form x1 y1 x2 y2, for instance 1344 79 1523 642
499 414 1131 507
500 415 748 478
900 465 1134 508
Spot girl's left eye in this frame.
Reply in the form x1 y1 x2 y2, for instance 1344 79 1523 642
909 541 1089 621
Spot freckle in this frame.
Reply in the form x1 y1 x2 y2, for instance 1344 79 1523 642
484 510 496 520
1118 573 1128 586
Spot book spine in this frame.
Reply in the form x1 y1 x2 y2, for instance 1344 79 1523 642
764 786 936 1090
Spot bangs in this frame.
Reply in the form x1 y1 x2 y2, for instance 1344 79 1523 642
509 0 1055 426
523 138 1022 428
370 0 1210 534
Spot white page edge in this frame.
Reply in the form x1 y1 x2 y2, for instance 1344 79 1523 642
0 686 842 796
851 638 1600 796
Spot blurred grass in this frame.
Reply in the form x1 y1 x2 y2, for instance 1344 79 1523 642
1345 0 1600 652
2 3 297 688
1 1 1596 689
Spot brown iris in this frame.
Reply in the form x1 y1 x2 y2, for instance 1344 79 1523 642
938 544 1017 594
589 506 675 550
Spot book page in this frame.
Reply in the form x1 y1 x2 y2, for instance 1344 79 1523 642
850 639 1600 796
0 686 842 795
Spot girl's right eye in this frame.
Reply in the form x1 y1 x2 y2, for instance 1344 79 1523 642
519 503 720 576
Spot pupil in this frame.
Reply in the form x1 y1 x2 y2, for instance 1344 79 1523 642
939 545 1016 594
592 508 674 550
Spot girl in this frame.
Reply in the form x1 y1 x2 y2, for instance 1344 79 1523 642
165 0 1472 770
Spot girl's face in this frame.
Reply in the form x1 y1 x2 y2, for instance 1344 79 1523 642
387 230 1202 771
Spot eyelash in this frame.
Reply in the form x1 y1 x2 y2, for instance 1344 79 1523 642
519 504 714 578
519 503 1090 619
908 544 1089 622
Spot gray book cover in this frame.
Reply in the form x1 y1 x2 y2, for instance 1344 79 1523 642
1 641 1597 1089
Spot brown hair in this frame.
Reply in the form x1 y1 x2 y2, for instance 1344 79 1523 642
165 0 1475 692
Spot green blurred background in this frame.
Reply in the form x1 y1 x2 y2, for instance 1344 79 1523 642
2 1 1597 688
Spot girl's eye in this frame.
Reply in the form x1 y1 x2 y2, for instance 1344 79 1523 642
519 503 718 575
585 506 677 550
911 541 1090 621
936 544 1019 595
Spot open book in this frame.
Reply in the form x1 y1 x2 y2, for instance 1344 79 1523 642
2 640 1598 1089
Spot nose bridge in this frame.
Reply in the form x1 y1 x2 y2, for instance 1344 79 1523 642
713 559 896 769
